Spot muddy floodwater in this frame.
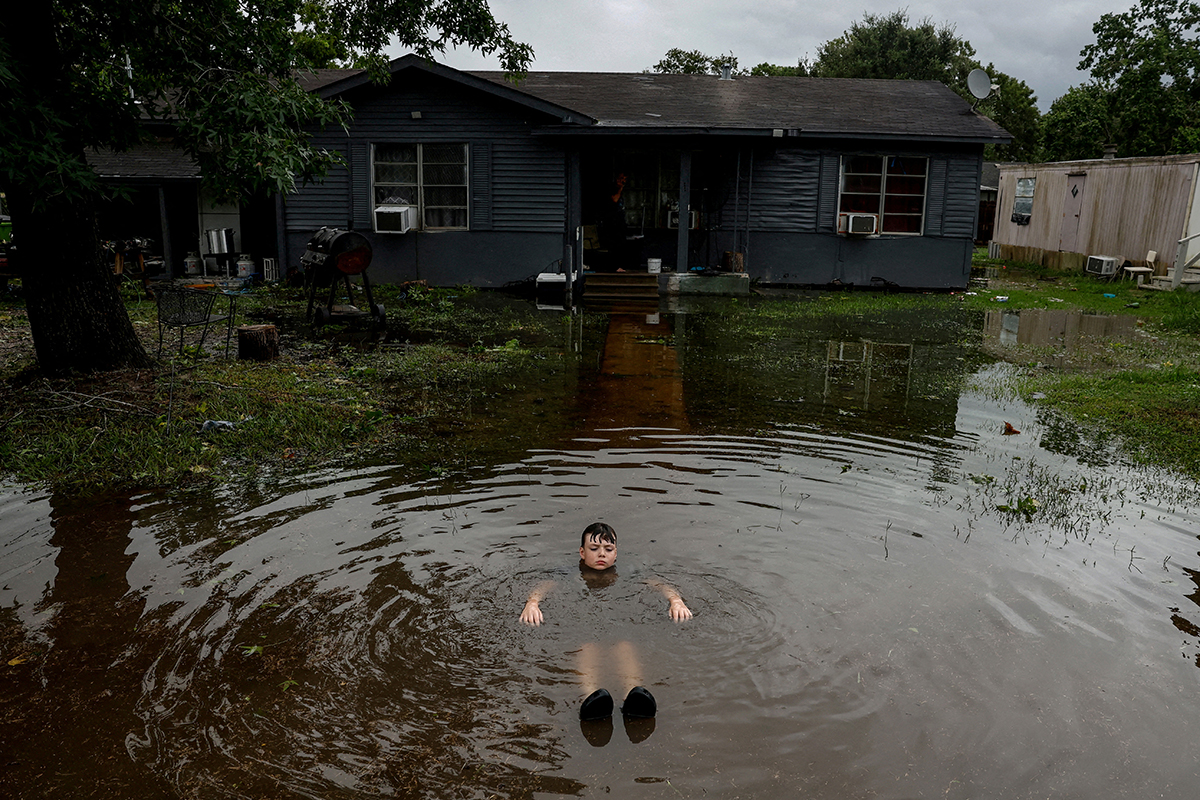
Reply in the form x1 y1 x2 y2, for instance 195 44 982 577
4 300 1200 799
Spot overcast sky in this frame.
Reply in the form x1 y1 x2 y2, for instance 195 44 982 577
414 0 1127 112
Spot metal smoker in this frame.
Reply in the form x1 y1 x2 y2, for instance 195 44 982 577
301 227 385 328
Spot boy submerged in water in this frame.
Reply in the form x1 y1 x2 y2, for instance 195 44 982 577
520 522 692 721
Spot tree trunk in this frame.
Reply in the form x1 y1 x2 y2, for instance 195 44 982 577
4 1 153 375
10 188 154 375
237 324 280 361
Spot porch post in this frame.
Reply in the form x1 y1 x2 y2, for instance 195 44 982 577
567 150 582 274
274 193 287 278
677 150 692 272
158 186 174 279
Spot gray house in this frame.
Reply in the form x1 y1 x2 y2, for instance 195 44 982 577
286 55 1009 290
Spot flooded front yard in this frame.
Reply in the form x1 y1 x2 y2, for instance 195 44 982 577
3 299 1199 798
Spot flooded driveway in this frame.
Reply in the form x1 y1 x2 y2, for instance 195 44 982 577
3 300 1199 799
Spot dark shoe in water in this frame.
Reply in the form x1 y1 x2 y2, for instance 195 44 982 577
580 688 613 721
621 686 657 718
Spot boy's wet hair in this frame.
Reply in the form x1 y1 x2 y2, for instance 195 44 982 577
581 522 617 547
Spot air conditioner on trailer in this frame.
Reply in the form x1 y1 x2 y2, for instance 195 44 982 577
844 213 877 235
374 205 413 234
1085 255 1118 276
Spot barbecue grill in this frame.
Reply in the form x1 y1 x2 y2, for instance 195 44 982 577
302 227 385 328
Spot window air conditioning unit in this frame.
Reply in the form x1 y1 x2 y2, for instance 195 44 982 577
1085 255 1118 276
374 205 413 233
839 213 878 235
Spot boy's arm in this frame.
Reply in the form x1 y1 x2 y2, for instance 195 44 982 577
520 580 557 626
646 578 693 621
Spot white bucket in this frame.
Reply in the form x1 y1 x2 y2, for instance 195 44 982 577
647 258 662 274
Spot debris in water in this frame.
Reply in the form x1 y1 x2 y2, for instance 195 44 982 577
1003 422 1021 435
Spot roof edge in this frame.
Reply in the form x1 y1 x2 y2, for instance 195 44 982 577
311 54 596 126
996 153 1200 170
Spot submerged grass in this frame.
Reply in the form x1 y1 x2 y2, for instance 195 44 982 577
965 252 1200 478
2 253 1200 490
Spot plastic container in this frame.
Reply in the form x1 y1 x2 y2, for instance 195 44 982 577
647 258 662 274
236 254 255 278
184 252 202 276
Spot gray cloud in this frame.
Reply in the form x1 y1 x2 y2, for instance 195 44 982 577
419 0 1121 110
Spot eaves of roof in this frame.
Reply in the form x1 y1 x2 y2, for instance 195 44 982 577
529 125 1006 145
299 54 594 126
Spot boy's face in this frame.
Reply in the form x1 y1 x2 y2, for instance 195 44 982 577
579 535 617 570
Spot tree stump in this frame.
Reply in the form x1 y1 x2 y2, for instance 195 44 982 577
237 324 279 361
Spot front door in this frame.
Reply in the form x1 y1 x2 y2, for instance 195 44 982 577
1060 174 1087 252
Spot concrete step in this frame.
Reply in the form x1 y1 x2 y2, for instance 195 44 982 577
1146 268 1200 290
582 272 660 301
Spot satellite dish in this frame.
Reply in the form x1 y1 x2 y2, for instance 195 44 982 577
967 68 993 100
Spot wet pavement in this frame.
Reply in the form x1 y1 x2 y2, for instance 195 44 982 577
3 300 1199 799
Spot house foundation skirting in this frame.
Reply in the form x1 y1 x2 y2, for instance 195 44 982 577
988 243 1088 271
988 242 1165 275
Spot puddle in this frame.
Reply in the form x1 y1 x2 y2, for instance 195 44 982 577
983 308 1142 371
3 300 1200 799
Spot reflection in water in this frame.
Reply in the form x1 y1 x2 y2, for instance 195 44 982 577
584 307 688 434
824 340 914 410
3 300 1200 798
0 493 175 797
985 308 1137 347
984 308 1139 371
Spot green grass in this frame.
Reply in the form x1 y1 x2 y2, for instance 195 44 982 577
0 283 563 491
4 258 1200 489
1016 365 1200 477
967 254 1200 477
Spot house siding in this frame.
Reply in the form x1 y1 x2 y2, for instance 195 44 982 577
283 145 350 232
747 150 821 232
714 145 980 288
283 72 568 285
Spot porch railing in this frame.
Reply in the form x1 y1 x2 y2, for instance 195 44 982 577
1171 231 1200 289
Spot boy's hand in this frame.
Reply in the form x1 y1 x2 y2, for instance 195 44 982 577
669 598 693 622
520 600 544 626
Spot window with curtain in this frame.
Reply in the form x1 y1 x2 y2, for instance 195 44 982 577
373 143 469 231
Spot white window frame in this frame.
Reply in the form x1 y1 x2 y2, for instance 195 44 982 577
837 155 928 236
372 143 469 232
1011 176 1035 225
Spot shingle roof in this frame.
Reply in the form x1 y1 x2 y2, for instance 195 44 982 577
981 162 1001 191
304 58 1009 144
86 140 200 180
296 69 361 94
471 71 1008 142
